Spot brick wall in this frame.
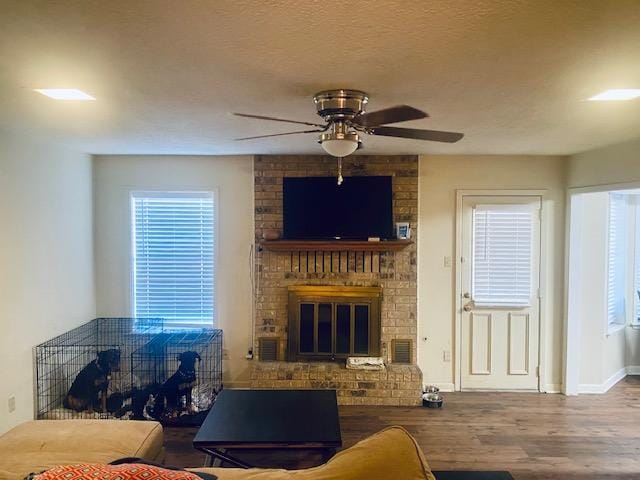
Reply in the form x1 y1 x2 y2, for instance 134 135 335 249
254 155 418 363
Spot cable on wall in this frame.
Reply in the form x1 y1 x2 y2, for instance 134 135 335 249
247 243 256 358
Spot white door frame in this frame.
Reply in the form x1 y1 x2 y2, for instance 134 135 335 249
455 189 547 392
563 180 640 395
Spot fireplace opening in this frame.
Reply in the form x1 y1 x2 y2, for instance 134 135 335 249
287 286 381 361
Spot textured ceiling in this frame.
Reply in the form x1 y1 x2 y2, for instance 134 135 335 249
1 0 639 155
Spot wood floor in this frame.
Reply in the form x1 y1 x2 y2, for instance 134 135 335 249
165 376 640 479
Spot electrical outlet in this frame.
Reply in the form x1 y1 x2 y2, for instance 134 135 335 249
8 396 15 413
443 350 451 362
444 256 452 268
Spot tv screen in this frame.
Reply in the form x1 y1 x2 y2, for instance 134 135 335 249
283 176 394 240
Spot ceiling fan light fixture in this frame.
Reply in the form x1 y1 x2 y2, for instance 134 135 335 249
233 89 463 149
319 131 359 157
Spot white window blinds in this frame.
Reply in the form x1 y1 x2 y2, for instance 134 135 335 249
472 204 534 307
131 192 215 329
607 193 627 326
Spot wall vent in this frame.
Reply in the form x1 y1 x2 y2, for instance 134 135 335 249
391 339 412 364
259 338 279 361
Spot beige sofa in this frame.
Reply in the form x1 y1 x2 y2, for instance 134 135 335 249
190 426 436 480
0 420 164 479
0 421 434 480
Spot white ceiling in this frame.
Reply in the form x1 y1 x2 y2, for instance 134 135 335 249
1 0 639 156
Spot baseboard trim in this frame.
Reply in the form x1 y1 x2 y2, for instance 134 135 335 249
579 367 627 394
431 382 455 392
428 375 630 396
542 383 562 393
626 365 640 375
579 383 608 394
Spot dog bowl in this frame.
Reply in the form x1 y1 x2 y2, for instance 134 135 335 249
423 385 440 394
422 392 444 408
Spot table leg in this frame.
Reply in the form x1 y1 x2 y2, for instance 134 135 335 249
321 447 337 463
198 447 252 469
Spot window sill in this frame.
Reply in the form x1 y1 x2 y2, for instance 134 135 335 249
606 323 626 336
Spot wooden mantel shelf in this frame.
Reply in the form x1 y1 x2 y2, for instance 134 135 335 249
261 239 413 252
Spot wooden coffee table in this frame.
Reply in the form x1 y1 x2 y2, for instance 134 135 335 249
193 389 342 468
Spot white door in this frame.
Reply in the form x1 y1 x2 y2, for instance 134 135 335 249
460 196 541 390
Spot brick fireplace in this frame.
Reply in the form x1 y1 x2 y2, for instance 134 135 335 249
251 155 422 405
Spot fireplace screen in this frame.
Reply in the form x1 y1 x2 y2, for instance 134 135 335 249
287 286 381 361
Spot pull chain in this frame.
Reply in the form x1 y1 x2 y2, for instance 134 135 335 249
337 157 344 185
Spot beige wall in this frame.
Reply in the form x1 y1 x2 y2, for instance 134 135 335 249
575 192 627 388
0 132 95 434
93 155 254 387
576 192 607 386
568 137 640 188
417 155 566 391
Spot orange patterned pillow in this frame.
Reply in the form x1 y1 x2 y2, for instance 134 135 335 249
33 463 204 479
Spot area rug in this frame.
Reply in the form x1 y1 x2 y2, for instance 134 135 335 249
433 472 514 480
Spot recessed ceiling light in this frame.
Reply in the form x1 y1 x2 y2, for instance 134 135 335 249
34 88 95 100
588 89 640 101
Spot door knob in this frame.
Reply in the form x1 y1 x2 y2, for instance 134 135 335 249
463 304 473 312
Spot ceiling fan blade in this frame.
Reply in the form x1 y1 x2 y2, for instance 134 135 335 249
235 129 325 141
370 126 464 143
352 105 428 127
233 112 325 128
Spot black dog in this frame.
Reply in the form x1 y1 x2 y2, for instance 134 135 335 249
149 351 200 419
64 349 121 413
107 382 161 419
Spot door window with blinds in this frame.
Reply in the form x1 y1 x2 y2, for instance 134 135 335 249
131 192 215 329
471 204 535 307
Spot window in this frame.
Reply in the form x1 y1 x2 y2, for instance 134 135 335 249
131 192 215 329
472 204 535 307
606 193 627 327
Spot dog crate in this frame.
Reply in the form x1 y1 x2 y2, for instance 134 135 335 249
34 318 222 425
131 329 223 425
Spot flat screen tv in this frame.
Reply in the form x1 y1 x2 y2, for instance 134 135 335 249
283 176 393 240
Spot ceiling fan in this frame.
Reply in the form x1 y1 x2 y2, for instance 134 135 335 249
233 89 464 157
